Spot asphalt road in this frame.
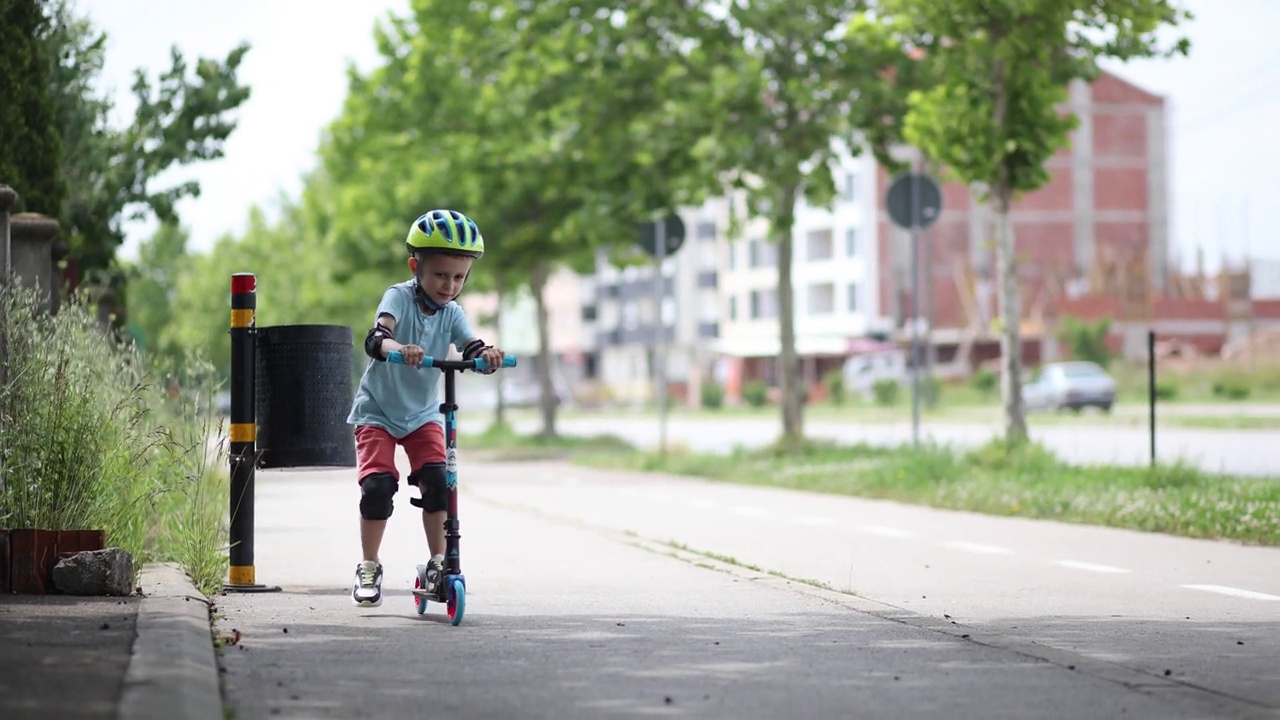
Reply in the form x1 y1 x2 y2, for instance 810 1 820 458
213 455 1280 719
501 415 1280 477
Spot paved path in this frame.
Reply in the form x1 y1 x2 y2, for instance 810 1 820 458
213 456 1280 719
501 415 1280 477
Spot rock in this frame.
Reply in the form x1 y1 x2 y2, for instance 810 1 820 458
52 547 134 596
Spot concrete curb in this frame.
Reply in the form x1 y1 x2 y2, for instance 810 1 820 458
118 563 223 720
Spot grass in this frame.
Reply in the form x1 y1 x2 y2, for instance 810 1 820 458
0 285 229 595
468 418 1279 546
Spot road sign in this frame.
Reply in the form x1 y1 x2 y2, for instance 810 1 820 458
638 215 686 258
886 173 942 230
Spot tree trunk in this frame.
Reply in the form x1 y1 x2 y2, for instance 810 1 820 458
991 55 1028 446
491 278 507 430
775 183 804 450
530 262 557 438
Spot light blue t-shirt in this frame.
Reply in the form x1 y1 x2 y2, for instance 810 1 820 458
347 280 474 439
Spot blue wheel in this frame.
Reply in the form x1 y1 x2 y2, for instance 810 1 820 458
413 568 428 615
447 579 466 626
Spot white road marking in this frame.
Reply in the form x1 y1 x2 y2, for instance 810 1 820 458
685 498 720 511
943 541 1014 556
1053 560 1131 574
789 515 835 527
857 525 915 539
1180 584 1280 602
732 506 768 518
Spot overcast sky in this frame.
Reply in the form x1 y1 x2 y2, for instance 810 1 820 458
84 0 1280 271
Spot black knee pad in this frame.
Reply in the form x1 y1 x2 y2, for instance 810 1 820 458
408 462 447 513
359 472 398 520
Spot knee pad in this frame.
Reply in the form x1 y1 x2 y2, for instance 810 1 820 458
408 462 447 513
359 472 398 520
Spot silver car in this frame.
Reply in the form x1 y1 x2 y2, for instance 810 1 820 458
1021 361 1117 413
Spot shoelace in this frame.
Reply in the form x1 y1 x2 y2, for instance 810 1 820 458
360 564 377 587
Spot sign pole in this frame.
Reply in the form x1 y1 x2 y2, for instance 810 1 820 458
655 220 669 457
909 160 922 449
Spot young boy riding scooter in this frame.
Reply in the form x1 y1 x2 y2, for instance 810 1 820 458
346 209 505 607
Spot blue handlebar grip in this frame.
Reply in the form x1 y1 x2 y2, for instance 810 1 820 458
474 355 518 372
387 350 404 364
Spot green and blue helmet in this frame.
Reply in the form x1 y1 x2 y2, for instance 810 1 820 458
405 209 485 259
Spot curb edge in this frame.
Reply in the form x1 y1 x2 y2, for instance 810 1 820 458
117 562 222 720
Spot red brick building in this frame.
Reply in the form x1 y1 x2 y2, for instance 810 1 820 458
874 70 1279 369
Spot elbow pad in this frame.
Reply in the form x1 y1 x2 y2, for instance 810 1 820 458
460 338 489 361
364 323 395 361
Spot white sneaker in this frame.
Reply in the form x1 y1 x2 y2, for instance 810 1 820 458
351 561 383 607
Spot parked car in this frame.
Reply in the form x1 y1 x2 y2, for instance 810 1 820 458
1021 361 1117 413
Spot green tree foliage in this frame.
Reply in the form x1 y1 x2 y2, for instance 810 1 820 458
891 0 1191 444
125 220 188 363
321 0 715 437
1059 316 1113 368
643 0 920 450
0 0 65 215
38 0 252 283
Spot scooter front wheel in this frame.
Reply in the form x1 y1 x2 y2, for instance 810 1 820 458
447 579 466 626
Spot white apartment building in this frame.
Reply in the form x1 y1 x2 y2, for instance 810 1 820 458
711 141 883 401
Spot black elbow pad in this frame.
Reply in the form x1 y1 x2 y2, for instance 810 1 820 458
364 323 395 360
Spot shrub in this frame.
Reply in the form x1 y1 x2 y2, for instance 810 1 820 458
872 379 900 406
1060 316 1114 367
823 370 846 406
743 380 768 408
971 368 998 396
1154 379 1179 401
1211 373 1251 401
0 285 227 594
701 380 725 410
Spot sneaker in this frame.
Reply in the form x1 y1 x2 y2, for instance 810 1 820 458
352 561 383 607
425 557 444 594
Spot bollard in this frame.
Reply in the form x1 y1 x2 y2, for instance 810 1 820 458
225 273 281 593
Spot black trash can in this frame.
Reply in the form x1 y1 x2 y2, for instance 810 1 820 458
255 324 357 469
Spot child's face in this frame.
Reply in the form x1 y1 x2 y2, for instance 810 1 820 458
411 253 473 305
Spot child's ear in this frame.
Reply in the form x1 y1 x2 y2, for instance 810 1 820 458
408 256 418 274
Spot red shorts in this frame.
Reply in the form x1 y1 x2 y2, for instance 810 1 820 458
354 423 445 485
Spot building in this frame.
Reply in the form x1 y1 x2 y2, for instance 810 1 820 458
875 70 1173 369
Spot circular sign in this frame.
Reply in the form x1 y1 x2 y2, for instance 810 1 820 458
886 173 942 230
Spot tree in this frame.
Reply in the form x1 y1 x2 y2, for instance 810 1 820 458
891 0 1190 444
38 0 252 281
125 220 188 364
0 0 65 215
650 1 919 450
322 0 715 438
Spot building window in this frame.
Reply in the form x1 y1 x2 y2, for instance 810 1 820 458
697 270 718 289
729 295 738 321
808 282 835 315
581 304 598 322
845 228 857 257
806 229 834 262
842 173 857 202
728 242 736 269
622 300 639 330
749 239 776 268
696 220 717 239
847 283 858 313
750 289 778 319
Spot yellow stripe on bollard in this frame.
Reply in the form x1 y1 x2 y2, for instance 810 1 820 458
230 308 255 328
228 565 255 586
229 423 256 443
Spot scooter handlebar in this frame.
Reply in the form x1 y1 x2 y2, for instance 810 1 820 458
386 350 517 372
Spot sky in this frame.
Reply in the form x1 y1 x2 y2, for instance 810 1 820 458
83 0 1280 272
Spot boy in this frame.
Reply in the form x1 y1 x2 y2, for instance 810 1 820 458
346 209 505 607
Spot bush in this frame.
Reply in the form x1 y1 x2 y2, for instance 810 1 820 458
872 379 900 406
0 285 227 594
971 368 998 396
701 380 725 410
1154 379 1179 401
823 370 846 406
743 380 768 408
1060 316 1114 367
1211 373 1251 401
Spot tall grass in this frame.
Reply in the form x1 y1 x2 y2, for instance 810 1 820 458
0 285 229 594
